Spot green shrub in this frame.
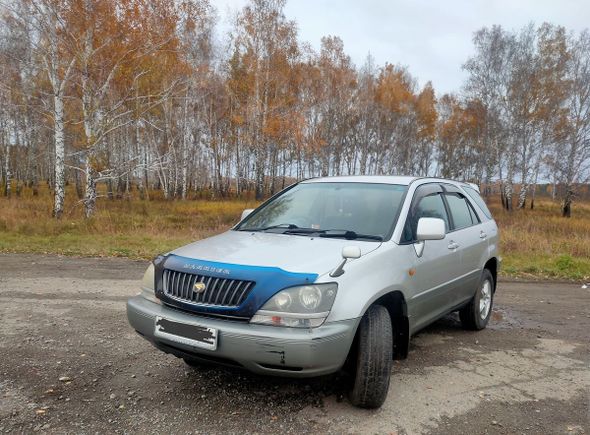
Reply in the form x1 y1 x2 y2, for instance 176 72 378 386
556 254 574 271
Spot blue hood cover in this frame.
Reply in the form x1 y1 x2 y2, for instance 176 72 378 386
154 254 318 319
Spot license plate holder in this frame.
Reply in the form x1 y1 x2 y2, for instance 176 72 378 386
154 316 218 351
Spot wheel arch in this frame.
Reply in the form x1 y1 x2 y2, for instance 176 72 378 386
351 290 410 360
484 257 498 292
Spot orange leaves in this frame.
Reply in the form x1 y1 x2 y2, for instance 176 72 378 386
375 64 414 115
226 0 300 150
262 115 285 140
439 95 484 145
416 82 437 140
231 114 245 126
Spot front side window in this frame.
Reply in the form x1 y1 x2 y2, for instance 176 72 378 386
402 192 449 242
237 182 408 241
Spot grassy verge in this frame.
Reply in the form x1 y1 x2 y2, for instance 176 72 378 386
0 185 255 259
1 185 589 281
488 198 590 281
0 232 191 259
500 253 589 281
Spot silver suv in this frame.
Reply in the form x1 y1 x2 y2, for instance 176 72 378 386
127 176 499 408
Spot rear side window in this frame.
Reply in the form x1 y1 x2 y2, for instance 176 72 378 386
462 186 492 219
402 192 449 242
445 193 479 230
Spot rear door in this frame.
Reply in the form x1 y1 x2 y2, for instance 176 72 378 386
441 184 487 304
402 183 463 330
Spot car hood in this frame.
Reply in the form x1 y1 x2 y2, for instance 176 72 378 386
170 230 382 275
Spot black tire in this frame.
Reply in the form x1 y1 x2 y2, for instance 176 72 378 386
460 269 494 330
349 305 393 408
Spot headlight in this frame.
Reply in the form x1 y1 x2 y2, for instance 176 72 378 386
250 283 337 328
139 263 160 304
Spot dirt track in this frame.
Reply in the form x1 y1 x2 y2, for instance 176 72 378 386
0 253 589 434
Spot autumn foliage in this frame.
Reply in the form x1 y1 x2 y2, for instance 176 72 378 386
0 0 588 219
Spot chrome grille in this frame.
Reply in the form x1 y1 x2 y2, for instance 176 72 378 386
162 269 255 307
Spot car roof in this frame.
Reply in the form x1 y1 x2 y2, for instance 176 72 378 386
301 175 419 185
300 175 476 188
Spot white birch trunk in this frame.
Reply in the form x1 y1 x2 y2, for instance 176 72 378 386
3 141 10 198
516 181 528 209
81 20 98 218
44 4 74 219
181 88 190 200
84 154 97 218
53 93 65 217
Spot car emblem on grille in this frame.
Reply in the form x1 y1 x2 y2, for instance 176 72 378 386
193 282 207 293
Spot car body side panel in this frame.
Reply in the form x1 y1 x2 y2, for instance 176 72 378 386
483 219 500 273
447 224 487 302
321 239 459 335
323 244 411 323
405 237 463 330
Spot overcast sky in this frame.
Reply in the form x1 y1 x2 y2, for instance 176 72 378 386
214 0 589 95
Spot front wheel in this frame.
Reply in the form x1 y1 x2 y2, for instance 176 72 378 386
349 305 393 408
460 269 494 330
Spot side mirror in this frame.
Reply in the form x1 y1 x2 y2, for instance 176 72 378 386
416 217 446 241
342 245 361 259
240 209 254 221
330 246 362 277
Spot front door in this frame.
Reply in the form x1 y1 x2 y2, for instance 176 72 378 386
402 184 463 331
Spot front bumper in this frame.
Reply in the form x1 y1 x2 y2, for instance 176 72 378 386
127 296 359 377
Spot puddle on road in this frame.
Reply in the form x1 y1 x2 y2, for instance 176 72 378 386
487 304 559 334
491 310 503 322
487 306 526 330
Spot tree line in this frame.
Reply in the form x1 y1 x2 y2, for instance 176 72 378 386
0 0 588 218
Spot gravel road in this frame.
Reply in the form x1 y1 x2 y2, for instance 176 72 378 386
0 253 588 434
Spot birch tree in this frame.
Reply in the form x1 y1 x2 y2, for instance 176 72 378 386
1 0 589 216
463 25 514 208
228 0 299 199
26 0 76 218
555 30 590 217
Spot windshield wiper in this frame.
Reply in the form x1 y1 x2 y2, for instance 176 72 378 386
282 227 323 235
242 225 383 241
284 228 383 240
240 223 300 232
319 230 383 241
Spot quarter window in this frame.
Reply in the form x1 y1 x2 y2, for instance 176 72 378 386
462 186 492 219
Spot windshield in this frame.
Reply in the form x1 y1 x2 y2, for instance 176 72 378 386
236 182 408 241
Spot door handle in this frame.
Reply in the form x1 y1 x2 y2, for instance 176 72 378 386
479 231 487 239
447 241 459 250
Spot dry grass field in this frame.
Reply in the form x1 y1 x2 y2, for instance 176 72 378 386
0 184 256 259
0 183 588 280
487 197 590 280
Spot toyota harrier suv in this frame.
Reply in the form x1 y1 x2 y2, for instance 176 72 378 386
127 176 499 408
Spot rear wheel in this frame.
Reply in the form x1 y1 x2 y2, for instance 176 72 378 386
349 305 393 408
460 269 494 330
